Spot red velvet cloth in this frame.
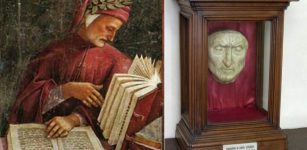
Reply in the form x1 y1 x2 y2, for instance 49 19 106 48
208 108 267 124
207 21 267 123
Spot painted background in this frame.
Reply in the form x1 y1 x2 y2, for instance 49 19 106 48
0 0 162 136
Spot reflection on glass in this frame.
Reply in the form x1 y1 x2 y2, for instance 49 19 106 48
262 21 271 111
180 14 190 118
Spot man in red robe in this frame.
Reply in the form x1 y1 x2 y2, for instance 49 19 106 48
9 0 162 149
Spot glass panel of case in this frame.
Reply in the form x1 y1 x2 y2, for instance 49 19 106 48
207 21 271 125
180 14 190 119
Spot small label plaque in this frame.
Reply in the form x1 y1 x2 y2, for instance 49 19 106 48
223 142 257 150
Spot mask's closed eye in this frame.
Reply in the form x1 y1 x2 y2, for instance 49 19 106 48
214 45 225 52
234 46 243 52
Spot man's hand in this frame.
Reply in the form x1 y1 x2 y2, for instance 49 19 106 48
45 113 80 138
62 82 103 107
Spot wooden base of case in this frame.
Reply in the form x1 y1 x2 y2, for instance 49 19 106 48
176 120 287 150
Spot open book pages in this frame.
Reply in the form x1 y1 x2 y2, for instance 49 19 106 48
7 123 103 150
128 55 161 85
98 55 161 150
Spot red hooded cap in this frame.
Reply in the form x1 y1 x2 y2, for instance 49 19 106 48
70 0 130 32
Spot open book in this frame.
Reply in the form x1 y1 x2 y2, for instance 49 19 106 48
97 55 161 150
7 124 103 150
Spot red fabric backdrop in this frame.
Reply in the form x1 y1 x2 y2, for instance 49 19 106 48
207 21 267 123
208 21 257 111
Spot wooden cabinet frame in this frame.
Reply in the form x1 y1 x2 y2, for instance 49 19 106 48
175 0 297 149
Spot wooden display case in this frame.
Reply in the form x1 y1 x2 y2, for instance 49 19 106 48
175 0 297 149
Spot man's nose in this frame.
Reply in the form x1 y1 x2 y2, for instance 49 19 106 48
107 32 116 42
223 49 232 68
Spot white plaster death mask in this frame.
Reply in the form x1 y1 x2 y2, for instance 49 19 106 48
208 30 248 84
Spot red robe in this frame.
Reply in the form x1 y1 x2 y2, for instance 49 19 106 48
9 33 163 149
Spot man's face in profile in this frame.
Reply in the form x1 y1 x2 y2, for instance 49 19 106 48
208 30 248 84
85 15 123 47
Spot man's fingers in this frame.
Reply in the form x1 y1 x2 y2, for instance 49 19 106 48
89 94 101 106
60 131 69 137
85 97 96 107
52 131 61 138
53 128 67 138
54 128 65 138
48 125 60 138
46 121 56 132
82 99 92 107
92 90 103 102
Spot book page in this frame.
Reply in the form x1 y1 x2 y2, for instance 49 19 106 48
138 56 149 77
102 80 148 139
155 60 162 77
57 126 103 150
129 55 156 79
98 74 135 122
99 55 162 148
141 56 153 78
108 83 153 145
115 85 158 150
99 74 145 127
8 124 58 150
129 56 146 78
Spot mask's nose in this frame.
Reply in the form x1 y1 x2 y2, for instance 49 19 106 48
223 48 232 68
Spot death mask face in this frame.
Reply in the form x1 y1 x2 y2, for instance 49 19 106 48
208 30 248 84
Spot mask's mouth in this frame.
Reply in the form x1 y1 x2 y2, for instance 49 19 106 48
221 69 234 74
220 65 234 70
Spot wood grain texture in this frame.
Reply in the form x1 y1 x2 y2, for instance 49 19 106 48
168 127 307 150
176 0 296 149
